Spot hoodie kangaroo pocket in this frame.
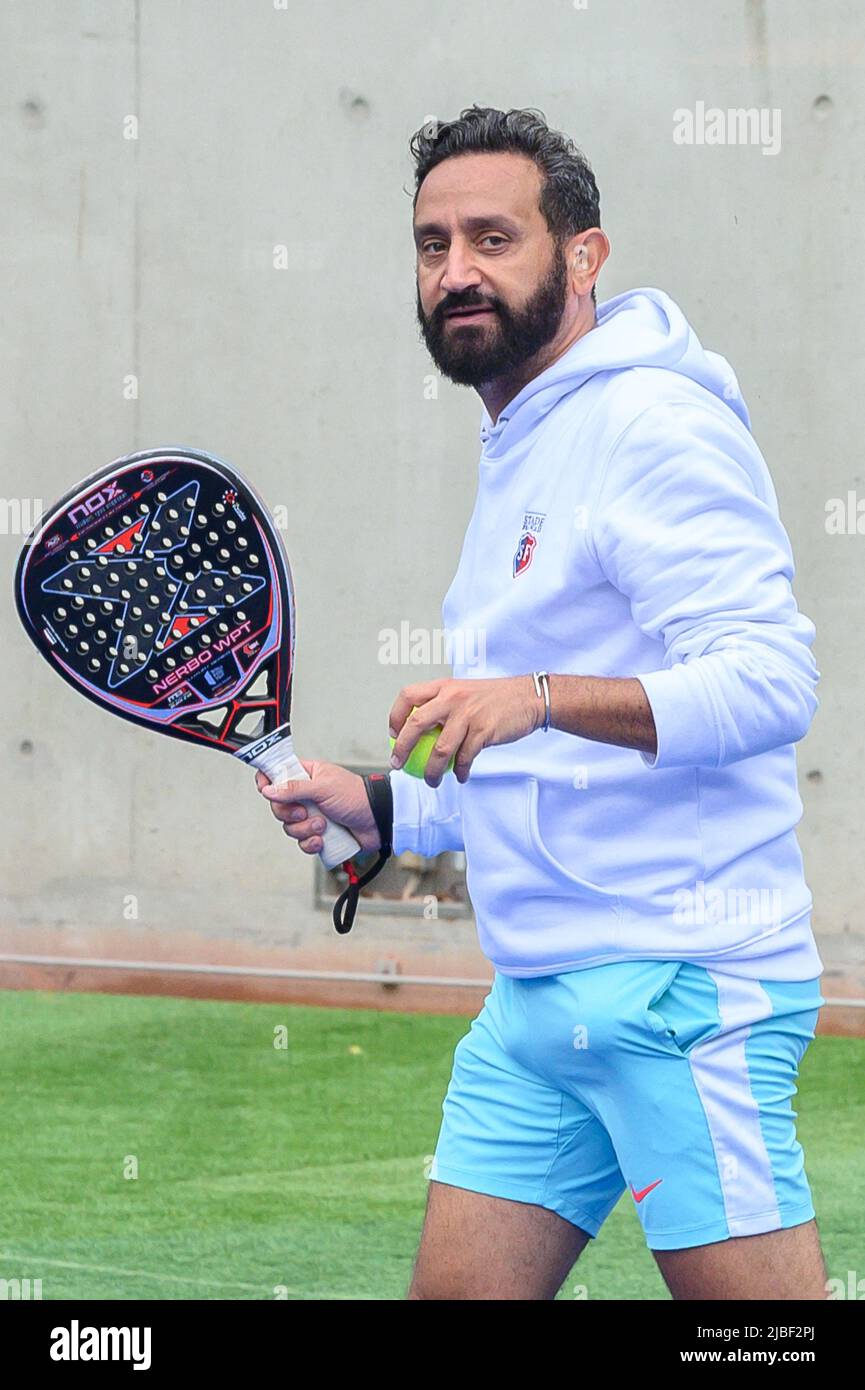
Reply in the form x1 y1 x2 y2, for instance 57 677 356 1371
460 772 623 928
525 776 623 905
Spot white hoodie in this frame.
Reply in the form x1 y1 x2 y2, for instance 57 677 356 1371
391 288 822 982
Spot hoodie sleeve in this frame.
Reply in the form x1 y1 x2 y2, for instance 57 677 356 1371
390 767 464 856
590 400 819 770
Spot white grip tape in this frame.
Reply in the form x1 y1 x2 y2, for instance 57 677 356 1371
252 736 361 871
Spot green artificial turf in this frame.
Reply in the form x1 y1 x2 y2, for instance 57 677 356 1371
0 989 860 1300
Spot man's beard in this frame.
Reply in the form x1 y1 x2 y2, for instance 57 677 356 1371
416 241 569 388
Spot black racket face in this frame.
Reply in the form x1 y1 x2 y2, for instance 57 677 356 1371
15 448 294 755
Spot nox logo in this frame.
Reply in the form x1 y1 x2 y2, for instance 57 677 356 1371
235 726 287 761
69 479 124 529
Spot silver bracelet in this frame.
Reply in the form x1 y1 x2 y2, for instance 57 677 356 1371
532 670 551 732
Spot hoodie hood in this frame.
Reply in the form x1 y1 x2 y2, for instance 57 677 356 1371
478 287 750 452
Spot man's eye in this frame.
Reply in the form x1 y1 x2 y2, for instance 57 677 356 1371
420 236 508 255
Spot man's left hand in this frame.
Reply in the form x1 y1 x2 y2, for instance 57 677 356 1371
388 676 542 786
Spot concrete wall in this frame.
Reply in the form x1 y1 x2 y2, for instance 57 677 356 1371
1 0 862 1013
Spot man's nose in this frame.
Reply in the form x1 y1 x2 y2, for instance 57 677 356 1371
439 244 483 295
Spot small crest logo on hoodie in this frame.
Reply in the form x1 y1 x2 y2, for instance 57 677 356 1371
513 511 546 577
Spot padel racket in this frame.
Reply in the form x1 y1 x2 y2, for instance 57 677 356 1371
15 447 361 872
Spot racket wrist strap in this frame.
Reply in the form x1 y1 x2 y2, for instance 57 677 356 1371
362 770 393 857
332 772 393 935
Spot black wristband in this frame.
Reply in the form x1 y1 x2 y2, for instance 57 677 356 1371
331 771 393 936
362 771 393 858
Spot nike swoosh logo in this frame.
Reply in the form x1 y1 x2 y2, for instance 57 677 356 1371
630 1179 663 1203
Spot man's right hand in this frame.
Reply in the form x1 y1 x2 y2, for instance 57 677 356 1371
255 759 381 858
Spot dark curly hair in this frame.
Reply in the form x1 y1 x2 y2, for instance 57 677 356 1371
409 105 601 245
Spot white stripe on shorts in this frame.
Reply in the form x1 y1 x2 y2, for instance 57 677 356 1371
689 974 779 1238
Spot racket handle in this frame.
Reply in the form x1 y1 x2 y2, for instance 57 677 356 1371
246 733 362 871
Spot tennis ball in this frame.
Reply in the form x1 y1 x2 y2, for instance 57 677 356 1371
390 709 456 779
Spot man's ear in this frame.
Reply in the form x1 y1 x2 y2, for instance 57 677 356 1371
570 228 610 297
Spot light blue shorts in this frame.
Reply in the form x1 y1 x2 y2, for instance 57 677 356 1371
430 961 823 1250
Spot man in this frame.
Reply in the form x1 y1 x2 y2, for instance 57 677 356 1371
258 106 826 1300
